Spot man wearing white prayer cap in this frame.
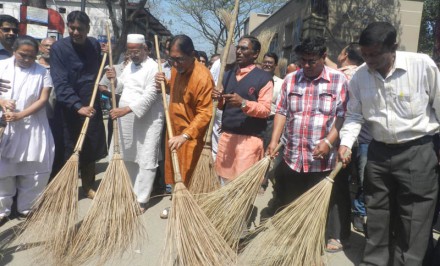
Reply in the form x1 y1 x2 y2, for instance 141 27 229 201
105 33 164 212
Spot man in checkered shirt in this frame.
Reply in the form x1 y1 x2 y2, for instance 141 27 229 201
267 36 350 251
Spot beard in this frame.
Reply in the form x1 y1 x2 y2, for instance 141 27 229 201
41 53 50 60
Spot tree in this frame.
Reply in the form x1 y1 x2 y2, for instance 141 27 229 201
170 0 286 53
418 0 439 59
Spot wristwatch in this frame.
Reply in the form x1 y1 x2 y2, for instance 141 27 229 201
241 99 247 109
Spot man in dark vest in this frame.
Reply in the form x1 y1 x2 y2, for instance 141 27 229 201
212 35 273 184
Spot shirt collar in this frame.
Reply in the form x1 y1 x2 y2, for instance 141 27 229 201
236 64 256 75
297 65 331 83
393 51 408 72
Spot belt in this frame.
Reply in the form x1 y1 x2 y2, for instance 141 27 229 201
373 135 433 149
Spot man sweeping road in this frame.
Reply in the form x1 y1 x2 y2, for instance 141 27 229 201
50 11 107 199
338 22 440 266
267 36 349 251
213 35 273 184
105 34 163 212
155 34 214 218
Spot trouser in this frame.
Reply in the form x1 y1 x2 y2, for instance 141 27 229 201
361 137 438 266
80 161 96 192
353 143 369 217
126 161 156 204
211 109 223 160
326 165 352 242
0 173 50 217
274 160 326 207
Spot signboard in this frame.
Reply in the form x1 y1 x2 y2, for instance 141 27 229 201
27 24 48 39
26 7 48 24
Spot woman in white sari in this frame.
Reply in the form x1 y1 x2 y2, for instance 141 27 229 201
0 36 54 226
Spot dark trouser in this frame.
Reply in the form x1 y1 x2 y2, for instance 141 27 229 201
274 159 351 241
326 165 352 242
274 160 325 207
361 137 438 266
79 161 96 192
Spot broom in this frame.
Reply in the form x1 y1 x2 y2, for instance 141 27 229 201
256 29 276 64
154 35 237 266
239 151 351 266
199 143 283 250
16 51 108 264
187 0 240 195
67 23 144 265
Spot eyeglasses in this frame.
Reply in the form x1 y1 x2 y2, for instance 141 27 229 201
127 50 143 57
169 56 188 64
0 27 18 34
236 45 250 52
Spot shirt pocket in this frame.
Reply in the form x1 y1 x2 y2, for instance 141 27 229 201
393 90 425 119
318 93 336 115
287 92 303 113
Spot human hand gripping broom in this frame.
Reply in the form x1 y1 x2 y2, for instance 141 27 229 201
16 44 108 265
187 0 240 195
67 22 144 266
154 35 237 266
239 150 351 266
198 142 283 251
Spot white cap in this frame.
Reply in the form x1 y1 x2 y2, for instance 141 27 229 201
127 34 145 44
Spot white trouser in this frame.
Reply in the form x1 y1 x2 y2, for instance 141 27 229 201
125 161 156 204
0 173 50 217
211 109 223 160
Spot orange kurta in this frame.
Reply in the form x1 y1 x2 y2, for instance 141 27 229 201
165 60 214 185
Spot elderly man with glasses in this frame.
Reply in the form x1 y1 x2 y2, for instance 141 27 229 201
155 34 214 219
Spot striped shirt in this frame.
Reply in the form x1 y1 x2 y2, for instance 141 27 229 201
276 66 348 172
340 51 440 148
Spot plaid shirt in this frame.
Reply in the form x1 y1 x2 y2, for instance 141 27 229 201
276 66 348 173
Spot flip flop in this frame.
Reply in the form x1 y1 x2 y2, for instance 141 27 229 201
325 239 344 253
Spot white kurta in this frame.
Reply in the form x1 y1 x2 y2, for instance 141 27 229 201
111 58 164 170
0 57 55 177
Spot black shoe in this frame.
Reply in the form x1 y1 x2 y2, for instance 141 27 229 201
353 215 365 233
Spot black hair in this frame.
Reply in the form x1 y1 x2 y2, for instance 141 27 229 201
0 15 19 27
294 36 327 56
345 42 364 66
264 52 279 64
169 34 194 56
359 22 397 51
145 40 153 50
198 51 208 62
12 35 39 52
239 35 261 52
67 11 90 26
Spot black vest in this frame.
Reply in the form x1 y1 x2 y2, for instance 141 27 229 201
222 67 273 137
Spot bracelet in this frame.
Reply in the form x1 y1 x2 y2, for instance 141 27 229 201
323 138 333 149
182 133 190 140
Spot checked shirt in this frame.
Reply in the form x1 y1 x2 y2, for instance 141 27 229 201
276 66 348 173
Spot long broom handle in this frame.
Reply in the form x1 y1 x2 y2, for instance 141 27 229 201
74 52 108 153
105 22 121 154
204 0 240 144
154 35 184 184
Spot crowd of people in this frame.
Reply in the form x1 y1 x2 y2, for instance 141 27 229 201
1 10 440 266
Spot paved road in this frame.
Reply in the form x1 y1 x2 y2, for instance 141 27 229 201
0 156 366 266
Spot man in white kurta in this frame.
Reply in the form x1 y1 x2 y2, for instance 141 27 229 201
106 34 163 210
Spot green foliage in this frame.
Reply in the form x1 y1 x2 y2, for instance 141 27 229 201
418 0 439 55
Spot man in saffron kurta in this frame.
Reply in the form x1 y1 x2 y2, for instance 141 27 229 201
156 35 213 186
213 35 273 182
